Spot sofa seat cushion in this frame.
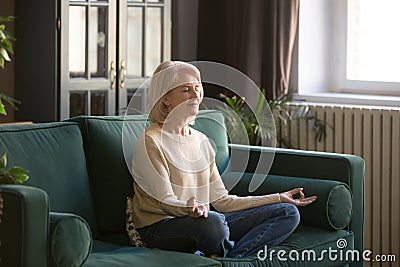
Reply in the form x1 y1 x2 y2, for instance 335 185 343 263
216 226 355 267
83 240 221 267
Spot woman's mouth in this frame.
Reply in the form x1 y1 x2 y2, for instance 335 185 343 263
188 101 199 106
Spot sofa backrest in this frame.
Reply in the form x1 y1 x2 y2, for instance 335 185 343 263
192 110 230 174
0 122 98 234
69 110 229 237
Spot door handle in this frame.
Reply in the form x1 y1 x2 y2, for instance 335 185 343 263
120 60 127 89
109 61 116 89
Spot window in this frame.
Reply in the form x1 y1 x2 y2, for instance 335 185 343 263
125 0 169 78
346 0 400 83
296 0 400 100
341 0 400 94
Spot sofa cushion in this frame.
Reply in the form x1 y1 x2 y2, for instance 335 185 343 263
191 110 230 174
0 122 97 234
223 173 352 230
49 212 92 267
83 240 221 267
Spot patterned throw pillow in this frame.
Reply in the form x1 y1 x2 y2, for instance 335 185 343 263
126 196 146 247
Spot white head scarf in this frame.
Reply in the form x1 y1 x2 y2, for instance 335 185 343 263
147 61 202 114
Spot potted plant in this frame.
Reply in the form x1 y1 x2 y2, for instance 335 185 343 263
0 16 20 116
0 152 29 223
0 153 29 185
219 88 328 147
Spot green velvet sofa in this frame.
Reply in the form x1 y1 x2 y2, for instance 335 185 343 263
0 110 364 267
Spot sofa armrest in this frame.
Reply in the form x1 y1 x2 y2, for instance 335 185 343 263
228 144 365 255
49 212 92 267
0 185 49 267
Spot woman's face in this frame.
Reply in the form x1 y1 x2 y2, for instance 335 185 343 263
163 72 202 117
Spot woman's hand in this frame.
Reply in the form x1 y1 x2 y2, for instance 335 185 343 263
279 188 317 207
187 197 208 218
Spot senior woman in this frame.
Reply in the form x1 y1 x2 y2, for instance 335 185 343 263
131 61 317 258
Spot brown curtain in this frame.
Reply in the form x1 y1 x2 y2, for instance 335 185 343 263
196 0 299 100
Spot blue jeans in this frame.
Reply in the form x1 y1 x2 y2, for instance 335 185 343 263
137 203 300 258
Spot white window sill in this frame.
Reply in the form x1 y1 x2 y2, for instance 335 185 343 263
292 93 400 109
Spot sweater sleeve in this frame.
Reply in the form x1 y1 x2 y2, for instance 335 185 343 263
209 163 281 213
132 134 189 217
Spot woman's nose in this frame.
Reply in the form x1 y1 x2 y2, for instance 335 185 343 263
190 88 200 99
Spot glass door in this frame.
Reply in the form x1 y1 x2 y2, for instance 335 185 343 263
118 0 171 115
60 0 117 119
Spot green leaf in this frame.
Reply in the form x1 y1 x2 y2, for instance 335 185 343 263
3 31 16 42
0 93 21 112
9 166 27 176
0 154 6 169
0 98 6 115
13 173 29 184
3 39 13 54
0 48 11 62
225 97 236 109
0 16 15 23
9 167 29 184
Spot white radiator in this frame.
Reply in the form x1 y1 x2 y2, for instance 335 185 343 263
276 103 400 266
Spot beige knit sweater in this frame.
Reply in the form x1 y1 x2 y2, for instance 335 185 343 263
131 123 281 228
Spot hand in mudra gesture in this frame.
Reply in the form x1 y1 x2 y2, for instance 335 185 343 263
279 188 317 207
187 197 208 218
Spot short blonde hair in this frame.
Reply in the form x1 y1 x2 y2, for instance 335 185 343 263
147 61 203 123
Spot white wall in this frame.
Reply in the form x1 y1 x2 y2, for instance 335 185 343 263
297 0 339 94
